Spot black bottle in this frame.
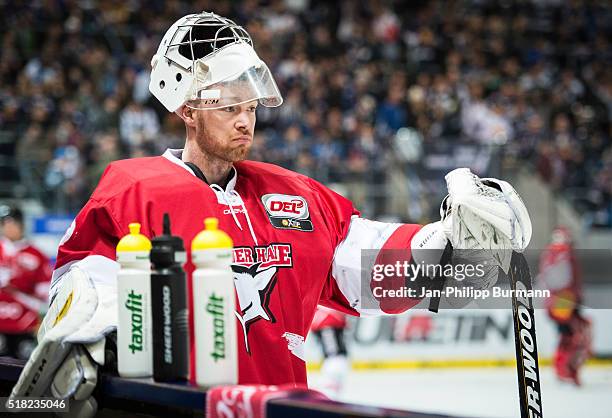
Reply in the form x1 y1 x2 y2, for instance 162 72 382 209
150 213 189 382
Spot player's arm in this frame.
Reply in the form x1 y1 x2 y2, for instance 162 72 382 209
326 216 453 314
309 177 432 315
322 168 531 315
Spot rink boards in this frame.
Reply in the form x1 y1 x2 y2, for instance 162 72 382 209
305 307 612 368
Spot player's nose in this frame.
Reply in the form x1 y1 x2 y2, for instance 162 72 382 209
234 110 252 132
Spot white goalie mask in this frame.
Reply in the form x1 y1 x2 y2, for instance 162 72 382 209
149 12 283 112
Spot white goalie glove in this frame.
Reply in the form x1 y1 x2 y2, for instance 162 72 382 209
8 266 117 418
411 167 532 306
442 167 531 264
445 167 531 299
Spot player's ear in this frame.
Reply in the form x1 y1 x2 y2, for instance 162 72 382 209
177 105 197 127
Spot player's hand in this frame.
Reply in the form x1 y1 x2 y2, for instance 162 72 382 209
412 168 531 308
441 167 531 270
9 267 117 418
411 167 531 266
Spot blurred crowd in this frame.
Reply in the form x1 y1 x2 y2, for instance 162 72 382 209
0 0 610 226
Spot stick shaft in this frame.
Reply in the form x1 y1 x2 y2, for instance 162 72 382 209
427 242 453 313
508 251 544 418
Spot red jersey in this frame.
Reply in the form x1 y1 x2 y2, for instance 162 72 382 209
51 149 421 385
0 237 51 333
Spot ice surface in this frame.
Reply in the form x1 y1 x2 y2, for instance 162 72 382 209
309 366 612 418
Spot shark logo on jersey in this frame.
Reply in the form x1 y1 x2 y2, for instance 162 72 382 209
232 244 293 354
232 263 276 354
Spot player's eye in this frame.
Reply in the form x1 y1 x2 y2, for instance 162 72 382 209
247 105 257 113
223 106 236 112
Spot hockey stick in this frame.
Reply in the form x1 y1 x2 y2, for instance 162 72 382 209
427 242 453 313
506 251 544 418
427 247 543 417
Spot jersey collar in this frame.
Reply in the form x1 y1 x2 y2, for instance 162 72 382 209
162 148 238 193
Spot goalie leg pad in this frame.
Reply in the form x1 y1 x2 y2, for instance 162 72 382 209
10 268 98 399
50 345 98 400
59 397 98 418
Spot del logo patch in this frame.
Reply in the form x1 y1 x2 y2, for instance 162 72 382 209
261 194 314 232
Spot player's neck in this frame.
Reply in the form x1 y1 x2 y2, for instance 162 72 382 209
182 142 233 186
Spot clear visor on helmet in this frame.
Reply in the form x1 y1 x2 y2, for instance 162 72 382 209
186 62 283 110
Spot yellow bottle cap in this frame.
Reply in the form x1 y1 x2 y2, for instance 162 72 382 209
191 218 233 250
116 223 152 252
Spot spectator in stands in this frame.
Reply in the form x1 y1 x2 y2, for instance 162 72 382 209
15 124 52 201
119 100 160 155
86 131 121 195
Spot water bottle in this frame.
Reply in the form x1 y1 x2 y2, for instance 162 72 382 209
192 217 237 386
150 214 189 382
116 223 153 378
